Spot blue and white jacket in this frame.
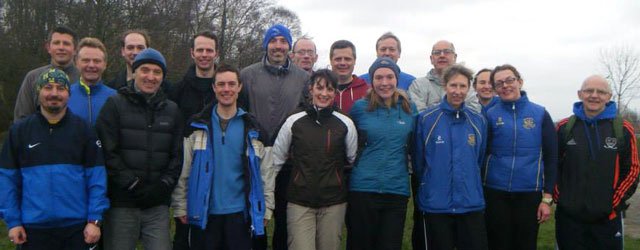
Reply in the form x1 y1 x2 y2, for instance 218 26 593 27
67 80 116 126
171 103 267 235
483 92 557 193
0 111 109 229
414 97 487 213
348 96 417 196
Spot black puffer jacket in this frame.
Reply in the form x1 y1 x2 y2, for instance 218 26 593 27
96 85 183 208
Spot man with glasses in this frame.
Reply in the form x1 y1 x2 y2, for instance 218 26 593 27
359 32 416 91
289 36 318 74
555 75 639 250
408 40 480 113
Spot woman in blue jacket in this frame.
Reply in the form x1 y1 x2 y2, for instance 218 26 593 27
414 64 488 249
347 57 417 250
483 64 558 250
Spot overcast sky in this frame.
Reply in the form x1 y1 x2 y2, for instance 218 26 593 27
276 0 640 119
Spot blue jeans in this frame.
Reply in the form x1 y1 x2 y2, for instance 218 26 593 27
103 205 171 250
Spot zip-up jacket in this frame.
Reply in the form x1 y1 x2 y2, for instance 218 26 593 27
0 111 109 229
348 96 417 196
171 103 267 235
68 80 117 126
483 92 558 193
270 105 358 209
334 75 369 114
169 65 216 130
555 101 639 222
96 85 183 208
414 97 487 213
408 69 481 113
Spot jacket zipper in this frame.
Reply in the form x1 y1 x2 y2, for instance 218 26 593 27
508 102 517 191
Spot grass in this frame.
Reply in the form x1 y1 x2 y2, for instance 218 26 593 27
0 200 638 249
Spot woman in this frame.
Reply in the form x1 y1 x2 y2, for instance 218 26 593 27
270 69 358 250
414 64 488 249
347 57 417 250
483 64 558 250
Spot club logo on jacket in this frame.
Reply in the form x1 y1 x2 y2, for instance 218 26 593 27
604 137 618 150
496 117 504 126
523 117 536 129
467 134 476 146
566 138 577 146
435 135 445 144
96 140 102 148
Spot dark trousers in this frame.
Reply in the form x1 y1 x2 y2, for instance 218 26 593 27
556 207 623 250
189 212 251 250
346 191 408 250
424 211 488 250
173 217 190 250
484 188 541 250
411 173 426 250
21 223 89 250
272 168 290 250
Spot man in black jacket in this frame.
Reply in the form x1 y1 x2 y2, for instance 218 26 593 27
555 75 639 250
97 48 183 250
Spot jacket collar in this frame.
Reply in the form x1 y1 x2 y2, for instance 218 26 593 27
573 101 617 123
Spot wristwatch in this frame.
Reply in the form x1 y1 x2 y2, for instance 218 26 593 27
88 220 101 227
541 197 553 206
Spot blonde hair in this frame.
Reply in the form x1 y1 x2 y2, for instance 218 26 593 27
77 37 108 61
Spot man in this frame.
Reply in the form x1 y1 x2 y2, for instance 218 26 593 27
239 24 309 250
14 26 80 122
473 68 499 113
107 30 172 93
68 37 117 126
172 64 267 250
169 31 218 250
330 40 369 113
97 48 183 250
555 75 639 250
0 68 109 249
289 36 318 74
407 40 480 113
360 32 416 91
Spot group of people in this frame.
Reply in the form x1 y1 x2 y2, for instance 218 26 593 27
0 22 638 250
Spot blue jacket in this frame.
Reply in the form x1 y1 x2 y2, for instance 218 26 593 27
348 97 417 196
360 71 416 91
481 96 500 114
171 103 267 235
0 111 109 229
484 92 557 193
68 80 116 126
414 97 487 213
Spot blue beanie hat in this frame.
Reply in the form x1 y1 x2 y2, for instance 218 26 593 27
132 48 167 78
368 57 400 80
36 68 71 93
262 24 292 50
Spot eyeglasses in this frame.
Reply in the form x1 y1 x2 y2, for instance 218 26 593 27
431 49 455 56
294 50 315 56
581 88 611 96
494 76 518 88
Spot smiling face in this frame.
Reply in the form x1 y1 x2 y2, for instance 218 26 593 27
493 69 523 102
213 71 242 108
372 67 397 100
290 39 317 72
445 74 470 109
47 32 76 67
76 46 106 85
191 35 217 72
430 40 457 74
376 38 400 62
267 36 290 66
578 75 612 118
134 63 163 94
330 47 356 84
309 78 336 109
474 71 494 103
121 33 147 67
39 82 69 114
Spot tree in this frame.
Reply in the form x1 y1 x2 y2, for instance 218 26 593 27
599 45 640 115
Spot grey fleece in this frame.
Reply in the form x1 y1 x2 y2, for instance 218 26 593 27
408 69 481 113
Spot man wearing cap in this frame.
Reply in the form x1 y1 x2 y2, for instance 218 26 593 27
239 24 309 250
96 48 183 250
68 37 117 126
359 32 416 91
14 26 81 122
289 36 318 75
408 40 480 113
0 68 109 249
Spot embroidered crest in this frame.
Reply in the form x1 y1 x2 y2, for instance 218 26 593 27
604 137 618 150
496 117 504 126
467 134 476 146
435 135 445 144
523 117 536 129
